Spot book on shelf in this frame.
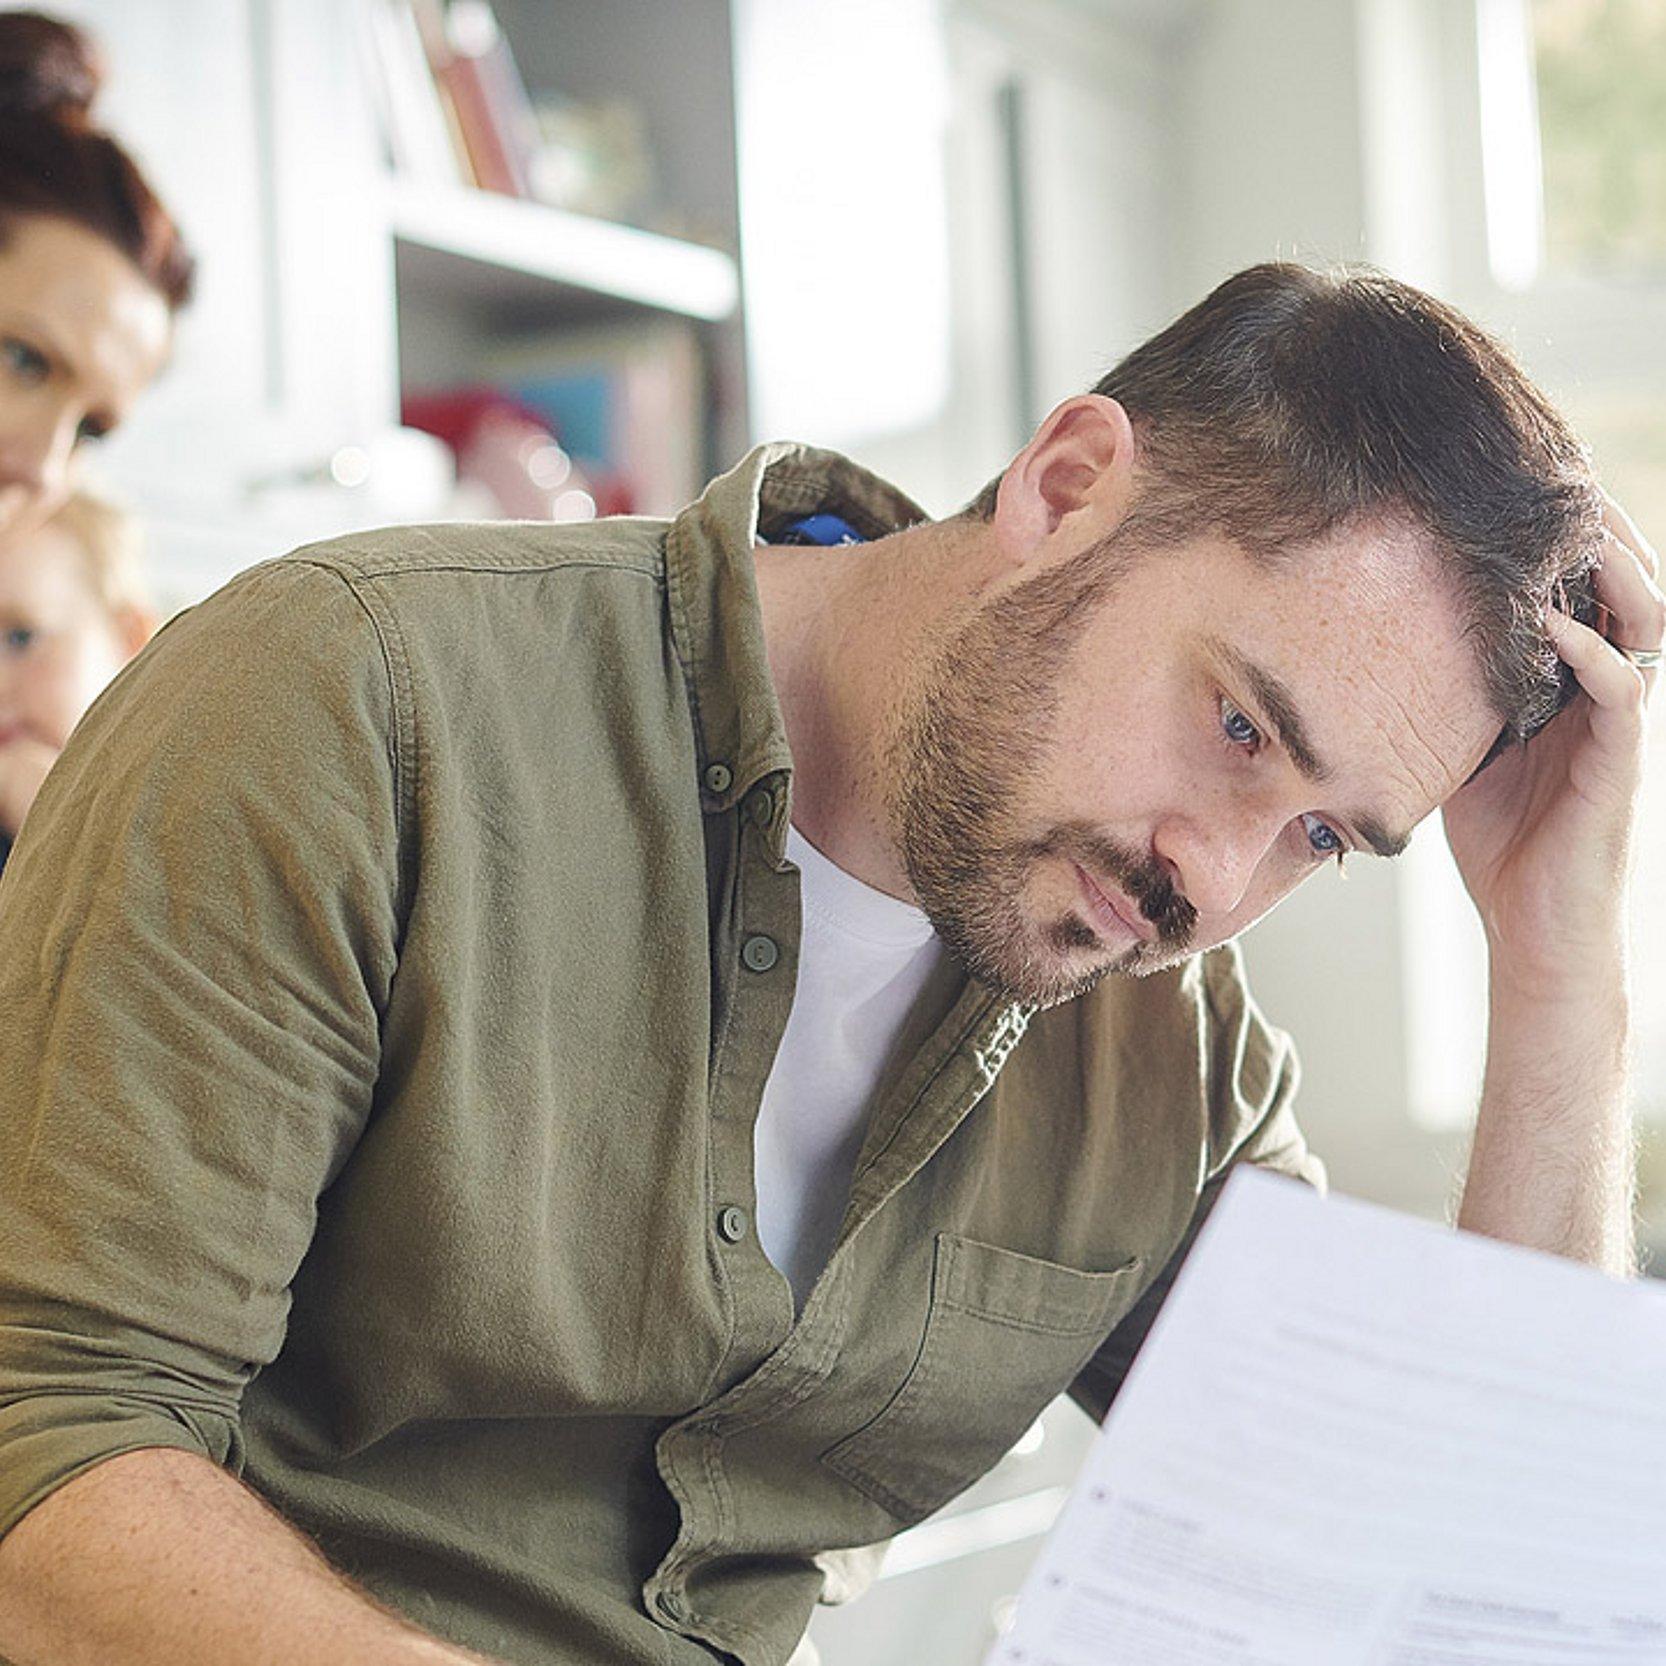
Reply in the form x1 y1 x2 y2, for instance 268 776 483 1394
432 1 539 197
356 0 465 188
399 0 474 185
360 0 540 198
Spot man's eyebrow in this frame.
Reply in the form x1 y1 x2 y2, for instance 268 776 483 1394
1354 816 1410 861
1209 638 1331 782
1207 636 1413 859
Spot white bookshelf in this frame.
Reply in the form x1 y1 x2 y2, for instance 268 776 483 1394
71 0 751 600
389 181 740 322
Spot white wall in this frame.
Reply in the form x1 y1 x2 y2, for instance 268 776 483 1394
825 0 1184 515
1172 0 1371 292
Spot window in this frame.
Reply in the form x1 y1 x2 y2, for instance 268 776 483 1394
1402 1 1666 1173
1525 0 1666 1131
1533 0 1666 281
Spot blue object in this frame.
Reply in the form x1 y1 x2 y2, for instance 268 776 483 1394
505 374 612 465
782 513 866 546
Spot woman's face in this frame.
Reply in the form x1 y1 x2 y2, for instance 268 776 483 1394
0 215 170 542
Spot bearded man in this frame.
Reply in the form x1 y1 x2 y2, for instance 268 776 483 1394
0 263 1658 1666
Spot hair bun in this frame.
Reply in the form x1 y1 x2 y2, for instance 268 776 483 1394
0 11 103 124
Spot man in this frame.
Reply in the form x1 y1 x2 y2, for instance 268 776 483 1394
0 263 1657 1666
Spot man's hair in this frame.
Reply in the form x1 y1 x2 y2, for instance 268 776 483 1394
965 262 1604 750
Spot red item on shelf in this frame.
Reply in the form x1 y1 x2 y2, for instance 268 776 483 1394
435 51 523 195
403 386 633 520
402 386 539 455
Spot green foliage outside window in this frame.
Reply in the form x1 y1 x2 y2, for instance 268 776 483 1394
1533 0 1666 277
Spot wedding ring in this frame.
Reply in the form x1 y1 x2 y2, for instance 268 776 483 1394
1618 645 1663 669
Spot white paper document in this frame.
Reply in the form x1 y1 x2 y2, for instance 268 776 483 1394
989 1170 1666 1666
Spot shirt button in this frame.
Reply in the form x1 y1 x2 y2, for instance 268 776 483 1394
716 1205 749 1244
747 787 773 826
702 761 733 795
741 933 779 973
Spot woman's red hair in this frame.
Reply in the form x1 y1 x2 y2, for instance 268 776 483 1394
0 11 194 310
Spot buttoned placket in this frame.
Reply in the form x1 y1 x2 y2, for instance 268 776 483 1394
645 989 1035 1661
698 769 802 1378
647 764 1035 1654
646 765 800 1645
645 449 1020 1653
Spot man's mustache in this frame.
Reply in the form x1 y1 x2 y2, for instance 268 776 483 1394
1039 825 1200 948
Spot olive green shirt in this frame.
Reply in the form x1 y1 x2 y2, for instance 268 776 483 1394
0 444 1322 1666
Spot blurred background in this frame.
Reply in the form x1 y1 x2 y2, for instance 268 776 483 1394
19 0 1666 1659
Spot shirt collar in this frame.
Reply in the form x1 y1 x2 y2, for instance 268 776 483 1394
663 442 930 823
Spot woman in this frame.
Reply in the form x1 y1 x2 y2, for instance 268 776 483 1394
0 9 192 872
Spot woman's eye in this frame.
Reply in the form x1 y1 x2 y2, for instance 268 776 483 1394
1219 696 1262 751
2 337 50 384
1301 812 1347 866
2 626 37 653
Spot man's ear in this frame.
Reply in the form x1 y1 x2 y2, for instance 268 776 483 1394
991 395 1136 565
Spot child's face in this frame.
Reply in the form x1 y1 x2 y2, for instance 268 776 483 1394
0 524 139 754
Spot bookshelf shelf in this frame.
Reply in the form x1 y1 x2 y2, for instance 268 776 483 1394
389 182 741 323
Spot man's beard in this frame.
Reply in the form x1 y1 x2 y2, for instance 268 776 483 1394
887 548 1197 1008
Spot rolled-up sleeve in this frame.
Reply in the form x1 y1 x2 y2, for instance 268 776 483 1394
0 556 403 1536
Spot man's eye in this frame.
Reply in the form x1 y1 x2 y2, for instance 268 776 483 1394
1301 812 1347 867
2 337 50 384
1220 696 1263 751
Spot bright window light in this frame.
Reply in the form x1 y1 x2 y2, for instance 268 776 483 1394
732 0 952 446
1477 0 1547 291
1530 0 1666 279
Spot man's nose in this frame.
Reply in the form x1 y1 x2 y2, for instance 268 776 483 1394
1152 807 1281 922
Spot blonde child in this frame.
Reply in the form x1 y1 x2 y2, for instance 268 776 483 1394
0 490 155 874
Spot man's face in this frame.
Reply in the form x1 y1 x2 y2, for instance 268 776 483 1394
890 519 1502 1007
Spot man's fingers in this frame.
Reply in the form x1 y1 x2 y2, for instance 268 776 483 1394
1547 606 1647 716
1593 526 1666 672
1601 489 1659 581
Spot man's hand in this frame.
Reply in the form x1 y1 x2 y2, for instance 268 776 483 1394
0 735 60 840
1441 496 1662 979
1442 494 1661 1274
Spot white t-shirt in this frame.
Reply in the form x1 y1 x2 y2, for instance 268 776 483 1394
754 824 941 1308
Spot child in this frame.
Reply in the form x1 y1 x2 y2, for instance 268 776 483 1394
0 491 156 876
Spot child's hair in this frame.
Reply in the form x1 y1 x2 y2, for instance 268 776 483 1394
46 490 150 618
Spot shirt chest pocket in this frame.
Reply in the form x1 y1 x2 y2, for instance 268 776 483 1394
821 1232 1144 1524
